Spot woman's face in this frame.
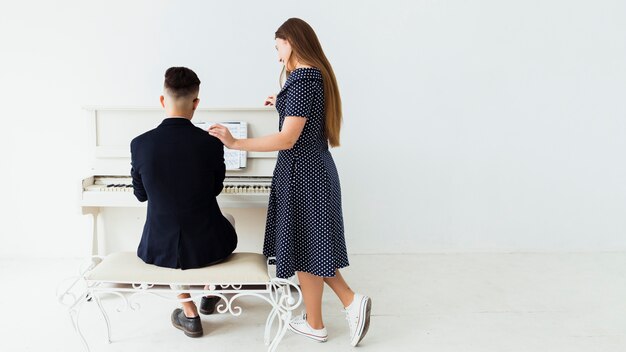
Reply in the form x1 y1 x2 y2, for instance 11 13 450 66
275 38 293 67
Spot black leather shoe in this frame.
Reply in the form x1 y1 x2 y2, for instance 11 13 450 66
200 296 221 315
171 308 203 337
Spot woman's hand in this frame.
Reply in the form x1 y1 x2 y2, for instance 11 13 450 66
264 94 277 106
208 124 238 149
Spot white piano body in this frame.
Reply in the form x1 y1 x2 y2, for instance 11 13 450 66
81 106 278 256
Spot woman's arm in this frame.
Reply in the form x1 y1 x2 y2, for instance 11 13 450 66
208 116 307 152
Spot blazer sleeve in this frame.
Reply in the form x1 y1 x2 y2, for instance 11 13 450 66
212 138 226 197
130 139 148 202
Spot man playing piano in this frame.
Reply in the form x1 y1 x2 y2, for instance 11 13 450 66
130 66 238 338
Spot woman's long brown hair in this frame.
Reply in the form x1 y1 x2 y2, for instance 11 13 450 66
276 18 342 147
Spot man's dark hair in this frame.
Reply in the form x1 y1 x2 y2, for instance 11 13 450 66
164 67 201 99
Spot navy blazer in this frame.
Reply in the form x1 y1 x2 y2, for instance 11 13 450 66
130 117 237 269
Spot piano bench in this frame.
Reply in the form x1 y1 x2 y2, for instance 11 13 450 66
58 252 302 352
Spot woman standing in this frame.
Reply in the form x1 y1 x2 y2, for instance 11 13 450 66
209 18 371 346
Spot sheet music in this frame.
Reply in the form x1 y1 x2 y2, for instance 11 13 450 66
193 121 248 170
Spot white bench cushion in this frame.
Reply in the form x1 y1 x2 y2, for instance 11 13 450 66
87 252 271 285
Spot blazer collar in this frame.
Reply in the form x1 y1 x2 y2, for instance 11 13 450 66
159 117 193 126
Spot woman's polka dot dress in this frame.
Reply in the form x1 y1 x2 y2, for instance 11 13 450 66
263 67 349 279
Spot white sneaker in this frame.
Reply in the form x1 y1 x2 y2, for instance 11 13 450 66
288 311 328 342
344 293 372 346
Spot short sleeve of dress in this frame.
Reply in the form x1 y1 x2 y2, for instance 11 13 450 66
284 78 316 118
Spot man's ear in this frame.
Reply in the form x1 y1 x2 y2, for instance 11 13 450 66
192 98 200 110
159 95 165 108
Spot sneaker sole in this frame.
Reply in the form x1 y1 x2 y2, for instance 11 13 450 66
288 323 328 343
351 296 372 347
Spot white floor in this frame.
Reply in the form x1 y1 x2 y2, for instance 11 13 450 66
1 252 625 352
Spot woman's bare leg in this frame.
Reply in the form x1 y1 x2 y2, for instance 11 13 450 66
296 271 325 329
323 269 355 308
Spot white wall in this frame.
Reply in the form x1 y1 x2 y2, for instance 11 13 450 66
1 0 625 258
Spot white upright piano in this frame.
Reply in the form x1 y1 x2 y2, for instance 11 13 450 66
80 106 278 256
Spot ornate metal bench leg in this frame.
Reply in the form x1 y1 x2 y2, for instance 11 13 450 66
267 310 291 352
57 259 103 352
264 302 283 346
265 279 302 352
68 300 91 352
94 294 112 343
